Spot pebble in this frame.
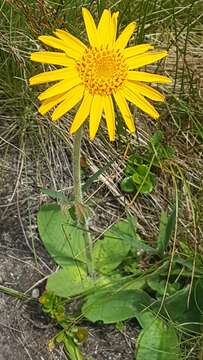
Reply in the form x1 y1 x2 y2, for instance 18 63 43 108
32 288 40 299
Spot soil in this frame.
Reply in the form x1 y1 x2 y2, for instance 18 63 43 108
0 250 137 360
0 147 137 360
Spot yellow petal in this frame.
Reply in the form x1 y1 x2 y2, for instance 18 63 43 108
54 29 86 54
126 51 168 70
38 75 81 101
109 11 119 46
115 21 137 49
97 9 111 46
127 71 172 84
38 92 68 115
126 81 165 102
29 68 71 85
103 95 116 141
30 52 76 67
89 95 103 140
52 84 85 121
82 7 98 47
70 91 93 134
113 90 135 132
123 44 154 58
38 35 81 59
122 86 159 119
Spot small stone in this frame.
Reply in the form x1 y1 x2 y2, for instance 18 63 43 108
32 288 40 299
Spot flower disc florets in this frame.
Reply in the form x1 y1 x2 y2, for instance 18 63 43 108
77 47 128 95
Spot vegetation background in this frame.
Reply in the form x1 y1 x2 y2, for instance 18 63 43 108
0 0 203 359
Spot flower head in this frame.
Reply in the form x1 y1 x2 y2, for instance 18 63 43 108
29 8 171 141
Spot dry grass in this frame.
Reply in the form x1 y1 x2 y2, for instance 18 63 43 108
0 0 203 358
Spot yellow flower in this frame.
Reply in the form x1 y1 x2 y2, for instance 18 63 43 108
29 8 171 141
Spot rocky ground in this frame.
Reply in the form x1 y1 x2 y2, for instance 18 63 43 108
0 145 137 360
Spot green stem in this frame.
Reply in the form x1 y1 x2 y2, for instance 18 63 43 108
72 128 93 276
0 285 29 300
73 128 83 204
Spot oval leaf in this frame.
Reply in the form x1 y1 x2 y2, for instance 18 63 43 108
136 319 181 360
82 289 152 323
47 265 93 298
38 203 86 266
120 176 136 192
92 220 132 274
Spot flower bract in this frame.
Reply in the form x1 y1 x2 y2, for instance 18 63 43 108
29 8 171 140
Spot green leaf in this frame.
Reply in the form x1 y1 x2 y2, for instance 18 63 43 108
93 217 155 274
157 208 176 256
162 145 175 159
194 278 203 315
120 176 136 193
64 335 84 360
150 130 163 147
128 154 145 168
132 165 156 194
136 318 181 360
82 288 152 323
136 310 157 329
125 155 144 176
47 265 93 298
147 277 179 296
41 188 66 200
173 256 203 275
152 286 189 321
169 279 203 333
132 171 144 185
115 322 125 333
151 285 203 332
126 215 156 254
38 203 86 266
92 220 132 274
139 179 154 194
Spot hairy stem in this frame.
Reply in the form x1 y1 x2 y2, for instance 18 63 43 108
72 128 93 276
73 128 83 204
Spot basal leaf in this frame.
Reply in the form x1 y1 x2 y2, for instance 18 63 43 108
93 217 155 274
173 256 203 275
38 203 86 266
152 286 189 322
92 220 132 274
135 310 156 329
82 288 152 323
147 277 179 296
47 265 93 298
151 284 203 332
127 215 156 254
41 188 66 200
194 278 203 315
136 318 181 360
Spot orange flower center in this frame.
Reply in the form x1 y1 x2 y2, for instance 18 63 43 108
77 47 128 95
